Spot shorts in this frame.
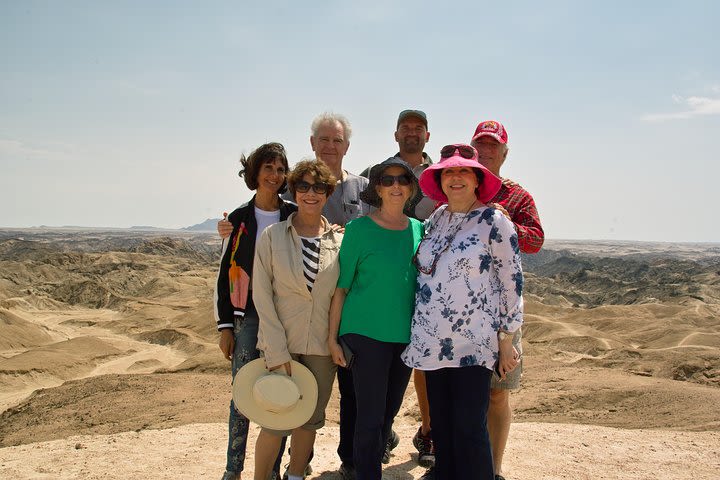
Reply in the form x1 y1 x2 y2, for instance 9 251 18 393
491 328 523 390
262 354 337 437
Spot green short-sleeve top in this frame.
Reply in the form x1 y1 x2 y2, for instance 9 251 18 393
337 215 424 343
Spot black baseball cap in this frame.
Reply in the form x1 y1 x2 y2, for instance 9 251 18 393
397 109 428 128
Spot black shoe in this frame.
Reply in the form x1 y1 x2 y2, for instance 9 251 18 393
495 475 507 480
420 467 436 480
338 462 356 480
412 426 435 467
381 429 400 464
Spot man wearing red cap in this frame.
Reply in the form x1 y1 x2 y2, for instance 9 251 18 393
471 119 543 480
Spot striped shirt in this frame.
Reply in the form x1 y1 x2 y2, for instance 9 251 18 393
300 236 321 291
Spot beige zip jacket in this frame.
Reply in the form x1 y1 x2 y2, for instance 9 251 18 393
253 213 343 368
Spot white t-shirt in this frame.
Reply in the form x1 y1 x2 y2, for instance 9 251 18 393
254 207 281 243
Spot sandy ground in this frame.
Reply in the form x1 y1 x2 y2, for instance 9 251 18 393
1 231 719 479
1 421 719 480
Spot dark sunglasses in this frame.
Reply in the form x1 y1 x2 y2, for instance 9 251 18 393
379 174 413 187
440 144 476 159
295 181 329 194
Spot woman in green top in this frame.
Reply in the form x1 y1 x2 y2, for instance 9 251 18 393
328 157 424 480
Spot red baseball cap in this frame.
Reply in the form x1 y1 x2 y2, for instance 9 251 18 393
471 120 508 144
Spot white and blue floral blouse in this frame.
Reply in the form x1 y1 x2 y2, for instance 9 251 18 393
401 204 524 372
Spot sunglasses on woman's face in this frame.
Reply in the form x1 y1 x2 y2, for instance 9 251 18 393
440 144 476 159
295 181 329 194
379 174 413 187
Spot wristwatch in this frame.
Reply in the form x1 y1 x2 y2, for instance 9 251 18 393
498 331 513 342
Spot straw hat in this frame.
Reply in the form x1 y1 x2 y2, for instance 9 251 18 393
232 358 318 430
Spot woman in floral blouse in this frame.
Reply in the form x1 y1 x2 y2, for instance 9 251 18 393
401 144 524 480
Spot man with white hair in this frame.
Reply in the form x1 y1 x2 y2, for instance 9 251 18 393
471 119 544 480
304 112 370 225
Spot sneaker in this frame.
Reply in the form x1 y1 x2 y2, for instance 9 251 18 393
338 462 356 480
381 429 400 464
412 426 435 467
420 467 436 480
281 464 312 480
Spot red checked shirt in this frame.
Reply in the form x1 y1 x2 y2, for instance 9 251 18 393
492 178 544 254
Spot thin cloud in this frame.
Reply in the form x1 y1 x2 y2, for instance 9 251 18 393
0 139 76 162
642 94 720 121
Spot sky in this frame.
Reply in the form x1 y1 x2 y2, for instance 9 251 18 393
1 1 719 242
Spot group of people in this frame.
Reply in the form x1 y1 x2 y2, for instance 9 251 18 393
213 111 544 480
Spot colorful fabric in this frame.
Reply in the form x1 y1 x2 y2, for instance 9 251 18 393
214 196 297 331
402 204 524 371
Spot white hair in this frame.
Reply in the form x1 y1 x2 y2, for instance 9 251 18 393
311 112 352 141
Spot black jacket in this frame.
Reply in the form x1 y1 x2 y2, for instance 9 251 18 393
214 195 297 330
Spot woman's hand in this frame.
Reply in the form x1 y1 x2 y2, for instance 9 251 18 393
219 329 234 361
497 340 520 380
268 361 292 376
218 212 232 239
329 339 347 367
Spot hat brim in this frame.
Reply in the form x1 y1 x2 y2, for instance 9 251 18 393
418 156 502 204
471 132 507 144
232 358 318 430
359 157 419 208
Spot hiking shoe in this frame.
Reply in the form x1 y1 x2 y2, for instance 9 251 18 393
420 467 436 480
381 429 400 464
281 464 312 480
412 426 435 467
338 462 356 480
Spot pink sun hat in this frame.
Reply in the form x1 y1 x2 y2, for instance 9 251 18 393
419 144 502 203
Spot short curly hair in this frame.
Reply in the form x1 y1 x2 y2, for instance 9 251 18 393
287 158 337 200
238 142 289 193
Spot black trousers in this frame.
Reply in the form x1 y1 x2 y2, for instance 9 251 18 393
340 333 411 480
425 366 494 480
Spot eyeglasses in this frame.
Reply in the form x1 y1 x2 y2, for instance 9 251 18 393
295 181 329 194
440 144 476 159
379 174 413 187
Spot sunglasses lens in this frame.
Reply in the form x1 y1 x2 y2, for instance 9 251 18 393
440 146 456 158
398 175 412 186
458 146 475 159
380 175 394 187
296 182 309 193
312 183 328 194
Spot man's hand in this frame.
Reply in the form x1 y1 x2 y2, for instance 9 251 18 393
219 329 235 361
218 212 232 239
490 203 511 220
497 338 520 380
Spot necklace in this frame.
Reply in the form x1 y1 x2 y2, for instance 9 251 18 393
413 199 477 276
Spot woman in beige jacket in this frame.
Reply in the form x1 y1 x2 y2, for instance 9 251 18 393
252 159 343 480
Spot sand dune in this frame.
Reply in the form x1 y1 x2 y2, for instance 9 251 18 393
0 231 718 478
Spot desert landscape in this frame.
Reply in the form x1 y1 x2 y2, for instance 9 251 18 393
0 229 718 479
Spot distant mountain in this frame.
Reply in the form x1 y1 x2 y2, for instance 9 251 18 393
129 226 168 231
183 218 221 232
